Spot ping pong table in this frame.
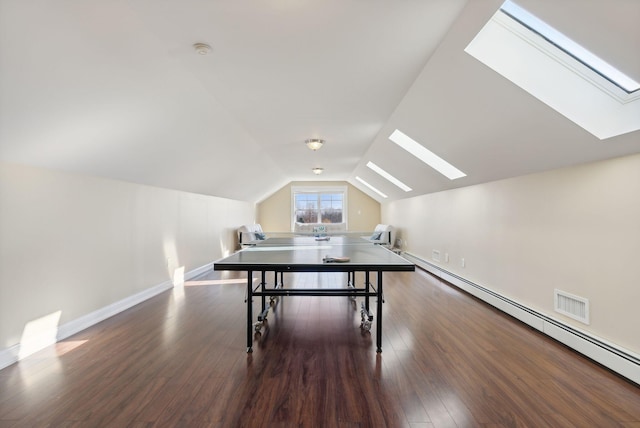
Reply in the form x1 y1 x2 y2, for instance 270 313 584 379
214 235 415 353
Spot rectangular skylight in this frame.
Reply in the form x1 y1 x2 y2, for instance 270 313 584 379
500 0 640 94
389 129 466 180
366 161 412 192
355 176 388 198
465 1 640 139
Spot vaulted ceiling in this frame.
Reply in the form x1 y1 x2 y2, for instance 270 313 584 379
1 0 639 203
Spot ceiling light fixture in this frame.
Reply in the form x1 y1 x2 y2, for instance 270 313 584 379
193 43 212 55
312 167 324 175
355 176 388 199
305 138 324 151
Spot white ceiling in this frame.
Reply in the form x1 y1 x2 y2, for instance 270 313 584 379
1 0 639 203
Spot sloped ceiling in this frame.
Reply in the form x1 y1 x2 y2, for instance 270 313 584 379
1 0 639 203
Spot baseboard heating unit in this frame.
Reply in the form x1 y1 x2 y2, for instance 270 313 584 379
403 252 640 386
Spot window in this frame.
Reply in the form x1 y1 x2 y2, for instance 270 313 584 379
388 129 466 180
464 0 640 139
355 176 388 199
366 161 412 192
292 186 346 225
500 0 639 94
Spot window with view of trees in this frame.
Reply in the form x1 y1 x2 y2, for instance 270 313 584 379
293 189 345 224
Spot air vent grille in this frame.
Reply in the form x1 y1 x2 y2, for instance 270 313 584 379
554 289 589 325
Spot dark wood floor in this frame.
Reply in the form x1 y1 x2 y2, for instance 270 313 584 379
1 268 639 427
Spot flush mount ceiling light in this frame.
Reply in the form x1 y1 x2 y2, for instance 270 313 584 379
312 167 324 175
305 139 324 151
193 43 212 55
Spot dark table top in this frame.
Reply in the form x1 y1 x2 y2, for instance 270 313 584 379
214 236 415 272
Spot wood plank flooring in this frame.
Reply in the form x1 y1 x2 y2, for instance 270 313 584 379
1 268 639 427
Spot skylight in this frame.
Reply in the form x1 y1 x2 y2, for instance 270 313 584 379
464 1 640 139
355 176 388 199
389 129 466 180
366 161 412 192
500 1 640 94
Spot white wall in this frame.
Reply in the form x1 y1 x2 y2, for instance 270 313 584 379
383 153 640 355
0 162 253 363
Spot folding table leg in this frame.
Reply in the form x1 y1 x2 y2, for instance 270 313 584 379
376 271 383 353
365 271 370 313
261 271 266 313
247 270 253 353
360 271 373 331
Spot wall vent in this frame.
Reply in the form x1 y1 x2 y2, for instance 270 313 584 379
554 289 590 325
402 252 640 384
432 250 441 262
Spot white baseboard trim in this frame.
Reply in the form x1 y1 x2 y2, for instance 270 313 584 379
0 262 214 371
54 280 174 342
0 345 20 372
404 252 640 385
186 262 214 280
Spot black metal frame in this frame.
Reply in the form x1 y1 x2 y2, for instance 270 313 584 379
244 269 384 353
215 238 414 353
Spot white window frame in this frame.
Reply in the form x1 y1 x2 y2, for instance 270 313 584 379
464 3 640 139
291 186 348 231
